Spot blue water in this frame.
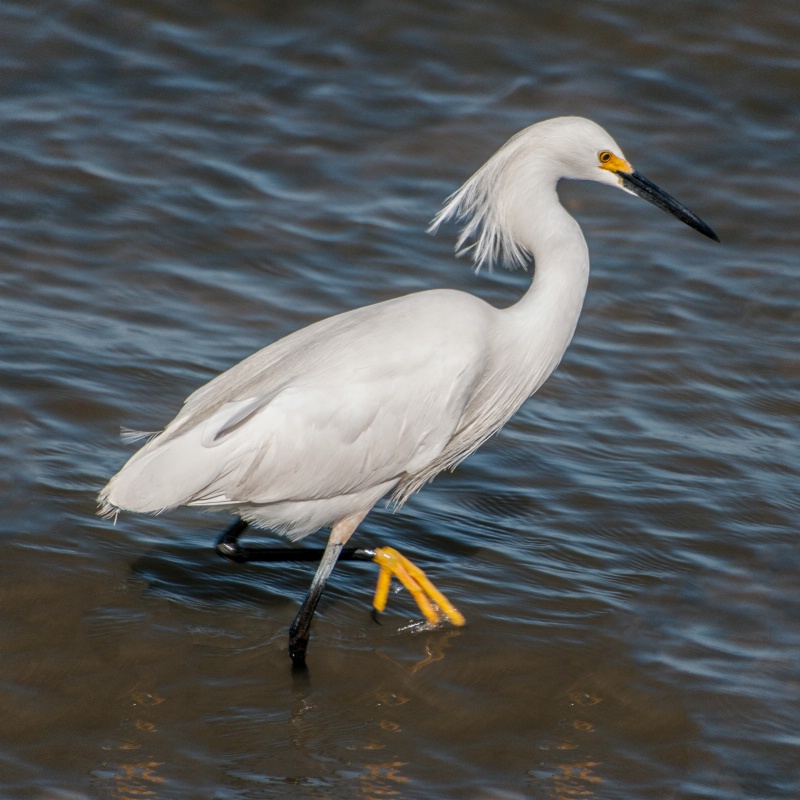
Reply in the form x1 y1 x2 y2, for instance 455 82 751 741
1 0 798 797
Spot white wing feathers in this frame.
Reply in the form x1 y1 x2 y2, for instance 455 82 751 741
99 290 493 520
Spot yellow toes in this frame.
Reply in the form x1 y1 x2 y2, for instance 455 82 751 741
372 546 466 627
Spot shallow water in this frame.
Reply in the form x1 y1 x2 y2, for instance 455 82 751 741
1 0 799 797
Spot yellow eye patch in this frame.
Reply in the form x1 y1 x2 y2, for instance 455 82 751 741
598 150 633 174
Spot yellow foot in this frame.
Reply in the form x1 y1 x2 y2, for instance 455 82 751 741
372 547 466 627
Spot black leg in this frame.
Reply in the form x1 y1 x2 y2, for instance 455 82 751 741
288 537 345 668
215 516 250 561
214 512 369 668
215 517 373 563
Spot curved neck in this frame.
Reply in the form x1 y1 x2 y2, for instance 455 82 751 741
515 183 589 306
502 184 591 390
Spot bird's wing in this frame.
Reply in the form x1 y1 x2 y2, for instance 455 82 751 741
101 290 492 516
191 370 474 505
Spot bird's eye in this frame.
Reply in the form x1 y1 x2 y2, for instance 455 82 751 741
598 150 613 164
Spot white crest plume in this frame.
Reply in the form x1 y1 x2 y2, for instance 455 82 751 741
428 128 535 272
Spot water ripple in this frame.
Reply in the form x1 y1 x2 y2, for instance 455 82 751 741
0 0 798 797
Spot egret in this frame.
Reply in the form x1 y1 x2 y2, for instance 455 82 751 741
99 116 718 667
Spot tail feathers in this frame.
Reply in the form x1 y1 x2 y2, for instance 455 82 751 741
119 427 159 445
97 428 242 519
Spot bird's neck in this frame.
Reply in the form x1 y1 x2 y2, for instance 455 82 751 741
503 189 591 390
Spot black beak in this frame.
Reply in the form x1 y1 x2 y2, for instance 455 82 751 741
618 170 720 242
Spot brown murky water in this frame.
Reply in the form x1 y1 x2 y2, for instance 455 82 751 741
1 0 798 797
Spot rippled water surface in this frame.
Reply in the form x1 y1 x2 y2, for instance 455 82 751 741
2 0 798 797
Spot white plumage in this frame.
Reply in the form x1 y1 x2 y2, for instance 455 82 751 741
99 116 717 665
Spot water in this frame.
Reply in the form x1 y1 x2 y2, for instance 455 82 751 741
1 0 798 797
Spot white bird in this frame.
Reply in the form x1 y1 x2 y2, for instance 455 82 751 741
99 116 718 667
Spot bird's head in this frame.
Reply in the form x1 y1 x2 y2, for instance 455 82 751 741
429 116 718 271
